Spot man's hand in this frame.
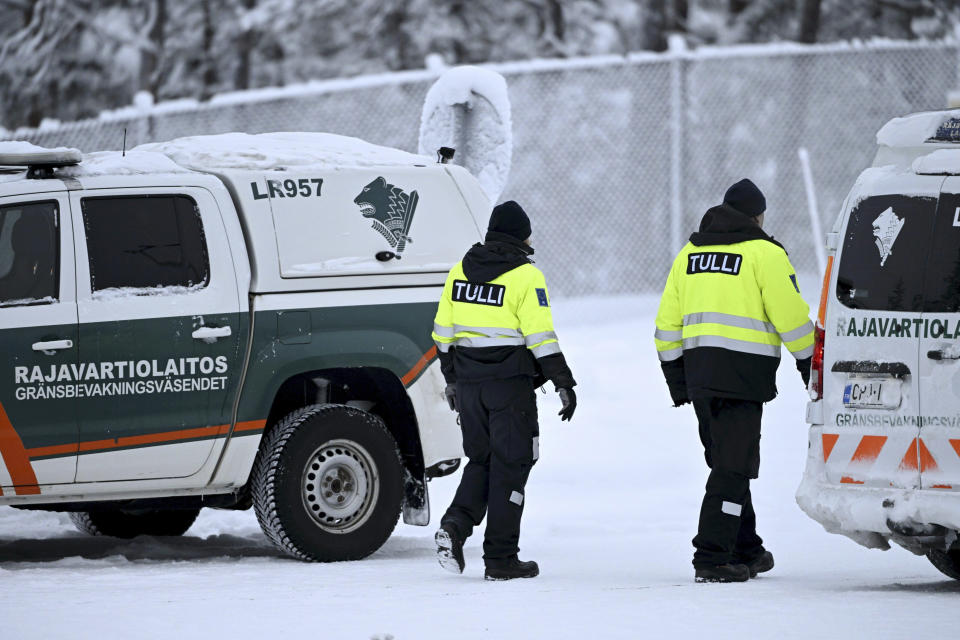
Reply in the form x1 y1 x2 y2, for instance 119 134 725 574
796 357 812 388
558 388 577 421
444 384 458 412
668 386 690 408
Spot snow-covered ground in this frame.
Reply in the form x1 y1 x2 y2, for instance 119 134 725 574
2 295 957 640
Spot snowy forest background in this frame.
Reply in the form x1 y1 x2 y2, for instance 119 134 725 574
1 0 959 131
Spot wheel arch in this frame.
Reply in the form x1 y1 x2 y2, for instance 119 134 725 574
263 366 426 480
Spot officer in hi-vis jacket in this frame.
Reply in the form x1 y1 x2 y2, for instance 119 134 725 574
654 179 814 583
431 201 577 581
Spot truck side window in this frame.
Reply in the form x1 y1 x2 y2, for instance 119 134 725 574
81 195 209 292
922 193 960 312
836 195 937 312
0 201 59 306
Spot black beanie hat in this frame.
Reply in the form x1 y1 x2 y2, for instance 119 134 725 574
487 200 532 242
723 178 766 218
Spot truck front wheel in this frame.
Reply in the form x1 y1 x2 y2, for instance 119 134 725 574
927 548 960 581
69 508 200 538
251 404 403 562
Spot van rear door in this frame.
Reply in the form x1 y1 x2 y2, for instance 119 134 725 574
823 177 944 489
917 178 960 491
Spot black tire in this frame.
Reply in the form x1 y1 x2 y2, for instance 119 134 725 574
69 508 201 538
251 404 403 562
927 549 960 581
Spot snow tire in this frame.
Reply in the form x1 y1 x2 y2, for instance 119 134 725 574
68 508 200 538
251 404 403 562
926 548 960 581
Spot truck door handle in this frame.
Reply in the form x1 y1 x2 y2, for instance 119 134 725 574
927 349 960 361
32 339 73 352
192 326 232 342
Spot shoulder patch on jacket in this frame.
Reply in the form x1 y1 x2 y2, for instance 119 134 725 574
536 288 549 307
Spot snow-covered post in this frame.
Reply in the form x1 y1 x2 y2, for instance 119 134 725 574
419 66 512 205
668 35 687 253
798 147 827 275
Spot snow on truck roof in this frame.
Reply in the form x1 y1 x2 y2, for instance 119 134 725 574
0 132 432 181
137 132 431 171
871 110 960 177
876 109 960 147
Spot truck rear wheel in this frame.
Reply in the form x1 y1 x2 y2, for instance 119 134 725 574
69 508 200 538
251 404 403 562
927 548 960 581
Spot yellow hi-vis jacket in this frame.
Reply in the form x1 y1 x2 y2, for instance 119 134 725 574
432 261 565 383
654 238 814 401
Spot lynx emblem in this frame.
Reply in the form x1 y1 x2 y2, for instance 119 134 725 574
353 177 419 254
872 206 904 267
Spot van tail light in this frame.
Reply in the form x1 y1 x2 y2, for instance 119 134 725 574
810 326 825 400
810 255 834 401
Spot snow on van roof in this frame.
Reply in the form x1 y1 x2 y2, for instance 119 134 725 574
876 109 960 147
912 149 960 175
0 140 80 156
136 132 431 171
59 149 190 177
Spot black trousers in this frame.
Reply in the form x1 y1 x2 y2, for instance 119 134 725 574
440 377 539 561
691 397 765 568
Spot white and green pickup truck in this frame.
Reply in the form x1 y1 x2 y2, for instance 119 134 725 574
0 132 489 561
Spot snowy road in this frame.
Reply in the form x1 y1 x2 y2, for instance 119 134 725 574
2 295 957 640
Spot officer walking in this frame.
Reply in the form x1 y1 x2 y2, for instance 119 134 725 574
654 179 813 583
431 200 577 581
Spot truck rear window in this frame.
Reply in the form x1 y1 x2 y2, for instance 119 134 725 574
81 195 209 292
836 195 937 312
0 201 58 306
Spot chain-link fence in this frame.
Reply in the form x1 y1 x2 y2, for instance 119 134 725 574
4 40 958 296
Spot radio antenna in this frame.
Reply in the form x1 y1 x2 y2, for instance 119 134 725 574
122 127 127 157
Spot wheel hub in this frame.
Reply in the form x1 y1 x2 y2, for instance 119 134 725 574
302 439 379 534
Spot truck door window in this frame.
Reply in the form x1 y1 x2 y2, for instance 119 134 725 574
835 195 937 312
0 201 58 306
81 195 209 292
921 193 960 312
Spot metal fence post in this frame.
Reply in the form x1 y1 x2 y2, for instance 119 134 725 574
668 35 686 253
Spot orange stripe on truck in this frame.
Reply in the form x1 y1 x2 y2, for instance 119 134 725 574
898 438 939 473
840 435 888 484
401 346 438 386
822 433 839 462
25 420 267 459
0 402 41 495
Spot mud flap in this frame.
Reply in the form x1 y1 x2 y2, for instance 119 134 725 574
402 468 430 526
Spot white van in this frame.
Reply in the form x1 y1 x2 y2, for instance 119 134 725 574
798 110 960 580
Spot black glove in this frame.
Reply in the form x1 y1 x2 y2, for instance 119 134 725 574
669 387 690 408
796 357 812 388
558 388 576 422
660 359 689 407
444 384 458 412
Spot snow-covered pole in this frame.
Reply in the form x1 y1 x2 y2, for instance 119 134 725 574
419 66 512 205
798 147 827 276
452 105 468 169
668 35 686 253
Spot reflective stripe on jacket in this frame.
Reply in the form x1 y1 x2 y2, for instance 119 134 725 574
654 237 813 401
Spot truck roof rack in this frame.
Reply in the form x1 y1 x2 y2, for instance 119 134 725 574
0 147 82 180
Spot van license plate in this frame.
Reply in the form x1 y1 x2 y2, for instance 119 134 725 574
842 378 901 409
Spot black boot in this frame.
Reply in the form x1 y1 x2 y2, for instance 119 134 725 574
739 550 774 578
484 556 539 581
694 563 750 583
435 524 465 574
